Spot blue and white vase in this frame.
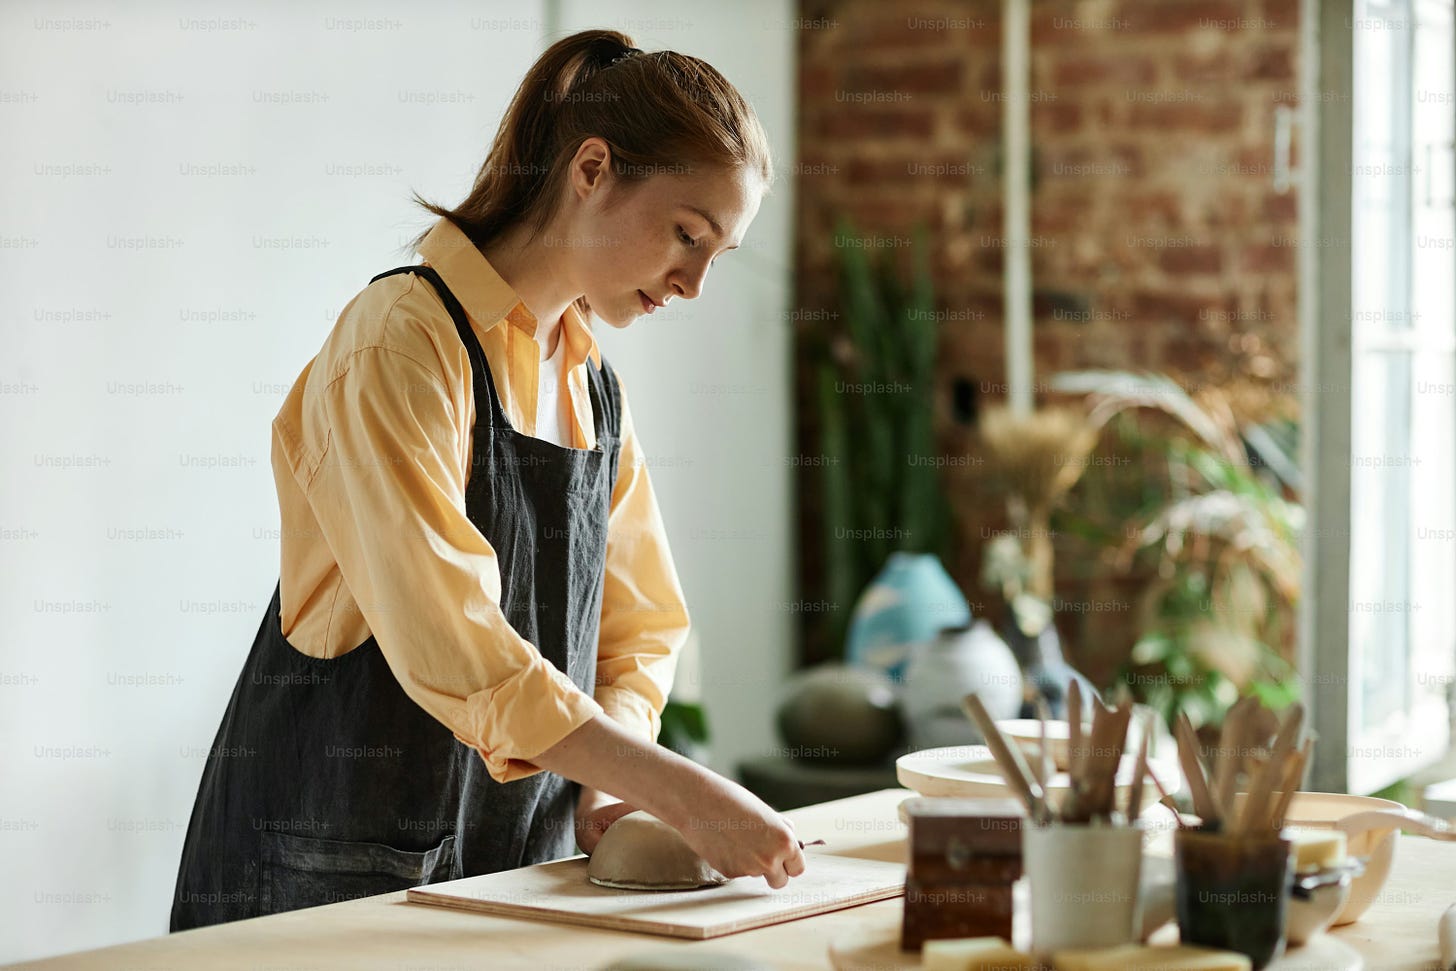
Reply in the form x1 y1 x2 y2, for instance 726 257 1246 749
844 552 972 683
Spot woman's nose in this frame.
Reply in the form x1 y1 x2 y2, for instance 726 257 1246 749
670 266 707 301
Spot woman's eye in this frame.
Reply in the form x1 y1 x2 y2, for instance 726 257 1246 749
677 227 697 247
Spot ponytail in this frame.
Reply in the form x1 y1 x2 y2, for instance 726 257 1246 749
404 28 773 321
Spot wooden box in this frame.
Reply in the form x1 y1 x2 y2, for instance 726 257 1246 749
900 798 1024 950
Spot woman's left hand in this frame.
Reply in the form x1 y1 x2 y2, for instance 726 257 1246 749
574 788 637 855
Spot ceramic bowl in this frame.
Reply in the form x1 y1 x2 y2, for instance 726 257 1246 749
1276 792 1403 925
1286 863 1358 945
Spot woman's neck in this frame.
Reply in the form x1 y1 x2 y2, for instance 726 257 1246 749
535 316 563 361
476 221 576 359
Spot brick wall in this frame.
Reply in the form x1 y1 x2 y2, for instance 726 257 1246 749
792 0 1301 679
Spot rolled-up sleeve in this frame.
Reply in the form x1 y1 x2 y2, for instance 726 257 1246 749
309 343 602 784
592 374 691 744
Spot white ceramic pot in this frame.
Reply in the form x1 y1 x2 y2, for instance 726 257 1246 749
901 620 1022 750
1023 822 1143 955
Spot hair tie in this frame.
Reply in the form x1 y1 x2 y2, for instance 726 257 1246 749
608 47 642 67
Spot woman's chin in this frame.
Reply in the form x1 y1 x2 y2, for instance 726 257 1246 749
594 300 637 329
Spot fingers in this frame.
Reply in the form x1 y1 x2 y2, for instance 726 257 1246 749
758 826 806 889
761 848 804 889
600 802 636 828
576 802 636 856
783 843 807 878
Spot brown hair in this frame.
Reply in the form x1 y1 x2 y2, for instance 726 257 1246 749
405 28 774 321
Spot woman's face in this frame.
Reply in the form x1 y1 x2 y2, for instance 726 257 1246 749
564 140 764 329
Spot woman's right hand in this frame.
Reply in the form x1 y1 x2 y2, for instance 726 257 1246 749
530 714 807 888
669 774 806 889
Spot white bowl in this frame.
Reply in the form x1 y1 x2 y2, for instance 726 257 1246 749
1282 792 1403 926
1233 790 1404 926
1287 866 1356 945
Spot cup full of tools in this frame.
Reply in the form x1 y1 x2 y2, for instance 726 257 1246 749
1171 697 1312 970
963 683 1155 957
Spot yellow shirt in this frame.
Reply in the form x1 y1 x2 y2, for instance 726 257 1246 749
269 216 689 784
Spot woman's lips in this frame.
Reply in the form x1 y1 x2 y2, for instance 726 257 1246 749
638 290 656 315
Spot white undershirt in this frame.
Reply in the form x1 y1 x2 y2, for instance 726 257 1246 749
533 321 571 447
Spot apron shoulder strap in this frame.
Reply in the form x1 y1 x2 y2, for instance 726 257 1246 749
368 264 508 431
589 356 624 441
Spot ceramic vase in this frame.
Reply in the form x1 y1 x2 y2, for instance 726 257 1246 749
900 620 1023 750
844 552 971 683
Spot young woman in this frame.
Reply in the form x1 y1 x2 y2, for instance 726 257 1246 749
170 29 804 930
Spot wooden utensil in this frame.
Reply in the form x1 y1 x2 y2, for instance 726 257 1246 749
962 693 1048 822
1240 702 1304 834
1068 680 1084 785
1060 696 1131 823
1175 712 1218 824
1126 710 1153 821
1146 762 1190 829
1214 695 1258 823
1267 736 1314 831
1035 698 1053 793
1062 692 1105 823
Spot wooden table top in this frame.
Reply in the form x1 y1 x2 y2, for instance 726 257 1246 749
6 788 1451 970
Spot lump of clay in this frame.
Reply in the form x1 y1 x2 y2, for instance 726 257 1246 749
587 810 730 891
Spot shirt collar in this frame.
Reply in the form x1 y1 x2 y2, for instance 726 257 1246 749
415 217 602 369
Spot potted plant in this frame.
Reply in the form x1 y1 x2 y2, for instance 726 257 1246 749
1048 370 1304 734
809 215 957 671
976 405 1103 716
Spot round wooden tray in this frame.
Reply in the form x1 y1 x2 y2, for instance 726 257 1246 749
895 744 1182 811
828 917 1363 971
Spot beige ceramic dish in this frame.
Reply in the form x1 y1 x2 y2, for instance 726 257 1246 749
895 744 1180 813
1235 791 1456 926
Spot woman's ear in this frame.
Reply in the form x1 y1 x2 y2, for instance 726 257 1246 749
569 136 613 202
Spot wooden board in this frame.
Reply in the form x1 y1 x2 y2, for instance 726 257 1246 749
829 914 1364 971
405 850 906 940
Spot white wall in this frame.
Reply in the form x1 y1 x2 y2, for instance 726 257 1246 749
0 0 793 962
553 0 797 775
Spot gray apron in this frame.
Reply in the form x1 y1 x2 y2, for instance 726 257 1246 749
170 264 622 930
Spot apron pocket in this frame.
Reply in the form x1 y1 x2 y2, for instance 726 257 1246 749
259 830 457 914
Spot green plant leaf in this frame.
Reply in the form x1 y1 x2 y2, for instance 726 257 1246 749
659 700 710 749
